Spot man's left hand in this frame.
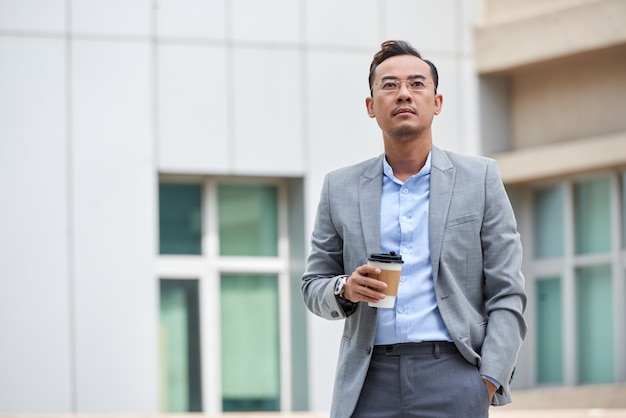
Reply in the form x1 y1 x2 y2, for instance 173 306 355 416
482 378 497 403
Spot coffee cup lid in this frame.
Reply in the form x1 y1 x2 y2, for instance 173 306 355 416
368 251 403 263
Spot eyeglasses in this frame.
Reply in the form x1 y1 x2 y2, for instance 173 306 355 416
376 78 432 93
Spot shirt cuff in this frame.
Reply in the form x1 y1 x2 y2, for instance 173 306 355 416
481 375 501 390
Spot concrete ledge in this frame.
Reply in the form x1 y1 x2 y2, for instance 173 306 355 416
506 385 626 410
492 411 626 418
475 0 626 73
489 408 626 418
491 131 626 185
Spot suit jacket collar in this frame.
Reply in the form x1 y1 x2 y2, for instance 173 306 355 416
429 146 455 282
359 155 384 259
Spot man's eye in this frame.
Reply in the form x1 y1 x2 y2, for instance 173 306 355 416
410 81 425 88
382 81 398 89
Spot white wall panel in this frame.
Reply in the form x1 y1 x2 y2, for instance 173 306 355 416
155 0 226 39
306 49 381 189
158 44 230 173
0 37 71 413
0 0 65 32
71 40 158 413
460 0 480 54
459 58 481 156
71 0 151 36
305 0 379 48
383 0 457 54
232 47 303 175
232 0 300 43
428 55 462 154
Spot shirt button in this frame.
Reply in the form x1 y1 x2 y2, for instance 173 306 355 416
401 276 407 282
403 188 409 194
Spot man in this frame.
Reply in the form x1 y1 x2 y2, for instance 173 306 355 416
301 40 527 418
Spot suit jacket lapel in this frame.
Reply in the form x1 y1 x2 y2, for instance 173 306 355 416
360 155 384 258
429 146 455 282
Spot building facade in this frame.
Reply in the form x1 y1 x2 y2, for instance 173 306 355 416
0 0 481 413
2 0 624 415
475 0 626 395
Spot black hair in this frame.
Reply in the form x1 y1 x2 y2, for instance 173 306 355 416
368 40 439 94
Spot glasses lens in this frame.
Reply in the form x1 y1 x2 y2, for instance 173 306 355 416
408 80 427 91
380 80 399 91
379 79 428 92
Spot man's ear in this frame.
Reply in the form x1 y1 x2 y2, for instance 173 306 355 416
434 93 443 116
366 96 375 118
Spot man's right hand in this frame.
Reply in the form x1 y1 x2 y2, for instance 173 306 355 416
342 264 388 303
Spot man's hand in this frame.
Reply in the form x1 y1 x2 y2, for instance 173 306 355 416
342 264 387 303
482 378 497 403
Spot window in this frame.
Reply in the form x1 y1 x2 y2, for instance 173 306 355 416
533 185 564 258
576 265 613 384
536 276 563 384
218 184 278 256
574 178 610 255
523 172 626 389
221 274 280 411
157 178 299 413
159 183 202 255
160 279 202 411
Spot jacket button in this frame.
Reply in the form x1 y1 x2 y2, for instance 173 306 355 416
365 346 371 354
331 311 339 318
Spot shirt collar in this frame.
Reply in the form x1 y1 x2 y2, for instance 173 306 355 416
383 151 432 182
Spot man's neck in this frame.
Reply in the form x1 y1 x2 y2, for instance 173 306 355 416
384 137 432 182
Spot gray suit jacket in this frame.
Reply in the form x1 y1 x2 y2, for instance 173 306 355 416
302 146 527 418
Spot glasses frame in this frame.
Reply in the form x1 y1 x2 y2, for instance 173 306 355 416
375 78 433 93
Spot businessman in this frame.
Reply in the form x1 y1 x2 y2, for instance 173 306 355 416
301 40 527 418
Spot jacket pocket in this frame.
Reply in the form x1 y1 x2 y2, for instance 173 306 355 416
445 212 480 228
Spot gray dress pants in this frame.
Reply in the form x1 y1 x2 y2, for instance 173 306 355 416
351 342 490 418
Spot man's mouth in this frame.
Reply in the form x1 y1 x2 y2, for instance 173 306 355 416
394 107 415 116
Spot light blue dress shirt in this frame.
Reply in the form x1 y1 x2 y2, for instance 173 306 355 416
374 152 453 345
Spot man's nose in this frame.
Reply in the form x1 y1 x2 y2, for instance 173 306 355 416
396 82 412 101
396 90 412 102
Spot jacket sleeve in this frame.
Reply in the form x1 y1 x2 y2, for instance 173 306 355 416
479 159 528 405
301 173 357 320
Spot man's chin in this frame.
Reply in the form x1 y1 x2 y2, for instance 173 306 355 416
391 126 424 140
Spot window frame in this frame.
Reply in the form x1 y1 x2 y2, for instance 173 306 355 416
157 175 292 414
516 170 626 389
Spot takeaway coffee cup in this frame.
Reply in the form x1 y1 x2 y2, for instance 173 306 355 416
367 251 403 308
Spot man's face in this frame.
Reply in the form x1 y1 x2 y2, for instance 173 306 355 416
366 55 442 141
